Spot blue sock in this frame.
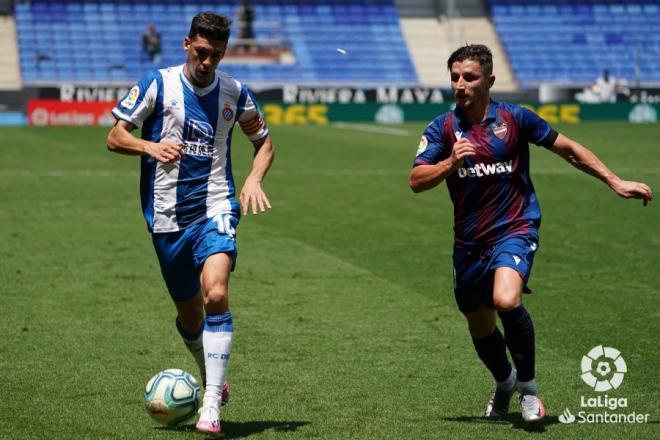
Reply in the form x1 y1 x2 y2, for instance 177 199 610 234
498 305 535 383
472 328 513 382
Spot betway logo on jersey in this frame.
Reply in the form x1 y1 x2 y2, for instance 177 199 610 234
457 160 513 178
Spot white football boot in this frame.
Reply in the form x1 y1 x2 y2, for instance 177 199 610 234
196 405 221 437
520 394 546 422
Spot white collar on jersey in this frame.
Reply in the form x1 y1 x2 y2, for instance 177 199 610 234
178 64 219 97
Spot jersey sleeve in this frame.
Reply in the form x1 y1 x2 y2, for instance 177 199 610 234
236 84 269 142
112 71 160 129
515 107 558 149
413 118 447 167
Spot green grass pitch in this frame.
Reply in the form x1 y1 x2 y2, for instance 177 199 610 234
1 121 658 439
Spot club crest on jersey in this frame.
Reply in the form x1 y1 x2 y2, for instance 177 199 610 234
416 135 428 155
492 122 508 139
222 103 234 121
121 86 139 109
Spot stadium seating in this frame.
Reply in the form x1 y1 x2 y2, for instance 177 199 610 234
15 0 418 85
488 0 660 88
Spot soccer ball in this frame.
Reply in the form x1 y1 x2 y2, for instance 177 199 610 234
144 368 201 425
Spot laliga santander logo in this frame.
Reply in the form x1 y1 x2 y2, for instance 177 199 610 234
581 345 627 392
560 345 649 425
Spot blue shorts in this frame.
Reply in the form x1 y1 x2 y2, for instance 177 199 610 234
152 213 239 302
452 233 539 314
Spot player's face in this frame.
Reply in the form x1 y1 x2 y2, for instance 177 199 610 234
183 35 227 87
450 59 494 110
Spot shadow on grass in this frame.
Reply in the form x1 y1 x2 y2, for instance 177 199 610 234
439 414 561 433
157 420 310 438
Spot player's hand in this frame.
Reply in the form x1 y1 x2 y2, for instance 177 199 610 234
146 140 183 164
450 138 477 168
612 180 653 206
240 177 272 215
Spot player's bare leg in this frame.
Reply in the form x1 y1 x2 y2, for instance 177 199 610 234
493 267 545 422
465 303 517 417
196 253 234 436
175 291 205 331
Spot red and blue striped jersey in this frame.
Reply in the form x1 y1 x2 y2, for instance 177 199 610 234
413 100 558 247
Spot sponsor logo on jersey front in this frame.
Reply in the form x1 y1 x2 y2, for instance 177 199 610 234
183 119 215 157
457 160 513 178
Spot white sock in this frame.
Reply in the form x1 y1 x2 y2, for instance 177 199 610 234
175 318 206 385
517 378 538 396
497 368 517 391
202 312 233 409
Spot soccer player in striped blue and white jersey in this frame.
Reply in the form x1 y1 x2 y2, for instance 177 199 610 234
410 44 652 423
107 12 274 436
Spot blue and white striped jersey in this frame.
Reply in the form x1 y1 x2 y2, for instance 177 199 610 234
112 64 269 233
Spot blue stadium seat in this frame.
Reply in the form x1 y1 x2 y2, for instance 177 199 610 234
16 0 417 85
489 0 660 86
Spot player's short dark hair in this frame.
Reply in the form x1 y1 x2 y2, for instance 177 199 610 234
447 44 493 76
189 12 232 43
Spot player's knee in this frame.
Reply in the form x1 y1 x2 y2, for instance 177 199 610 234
493 294 520 312
204 285 228 306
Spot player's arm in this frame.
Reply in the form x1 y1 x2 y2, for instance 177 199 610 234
236 85 275 215
550 133 653 206
106 120 183 164
240 135 274 215
409 138 476 193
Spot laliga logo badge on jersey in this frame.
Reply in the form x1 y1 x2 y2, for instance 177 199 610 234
222 103 234 121
121 86 140 110
416 135 428 155
492 122 508 139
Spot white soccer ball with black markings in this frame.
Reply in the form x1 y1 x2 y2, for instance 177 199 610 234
144 368 201 425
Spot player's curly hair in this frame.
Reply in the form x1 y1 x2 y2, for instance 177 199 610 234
189 12 232 43
447 44 493 76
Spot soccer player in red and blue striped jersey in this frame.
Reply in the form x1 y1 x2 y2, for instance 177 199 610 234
410 44 652 422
